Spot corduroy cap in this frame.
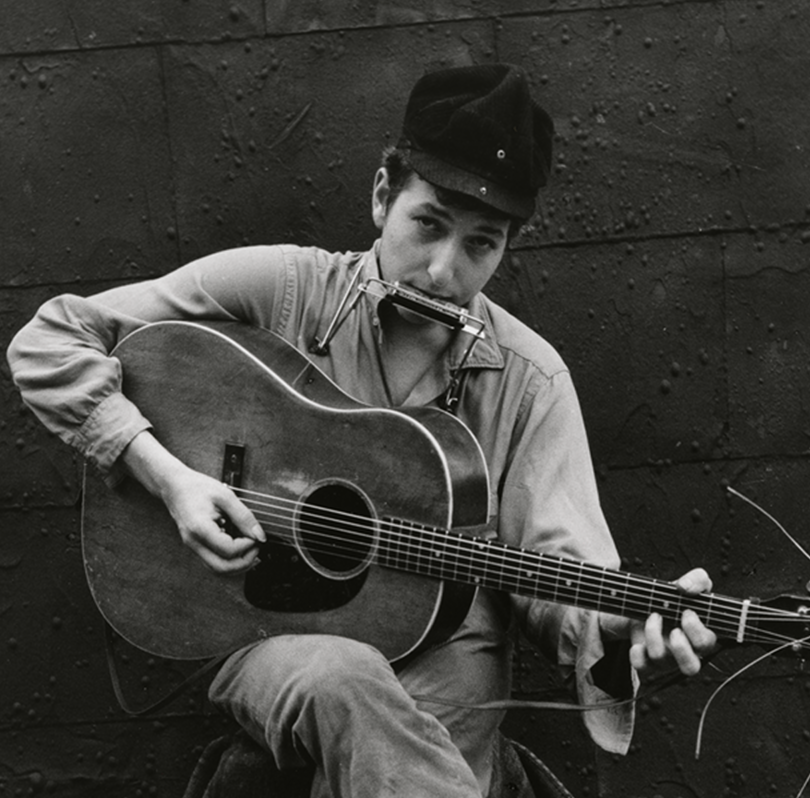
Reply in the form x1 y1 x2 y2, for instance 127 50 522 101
398 63 554 219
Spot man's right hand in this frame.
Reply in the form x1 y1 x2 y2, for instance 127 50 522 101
121 430 266 573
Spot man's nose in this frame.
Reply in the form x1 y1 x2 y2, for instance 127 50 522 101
426 241 459 288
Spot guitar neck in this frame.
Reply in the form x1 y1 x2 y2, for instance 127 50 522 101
379 518 758 646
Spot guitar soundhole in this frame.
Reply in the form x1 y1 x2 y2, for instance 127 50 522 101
298 483 376 577
243 482 373 613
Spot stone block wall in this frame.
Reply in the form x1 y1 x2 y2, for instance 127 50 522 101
2 2 809 795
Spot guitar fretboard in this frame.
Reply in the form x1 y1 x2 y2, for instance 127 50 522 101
378 517 763 645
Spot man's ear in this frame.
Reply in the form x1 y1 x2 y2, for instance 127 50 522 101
371 167 390 230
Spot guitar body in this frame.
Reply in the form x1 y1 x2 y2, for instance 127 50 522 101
82 321 490 663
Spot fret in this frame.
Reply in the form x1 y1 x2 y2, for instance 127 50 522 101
380 518 409 573
702 592 717 631
453 535 477 584
598 567 628 617
426 531 446 575
513 550 544 597
472 538 488 588
405 521 424 575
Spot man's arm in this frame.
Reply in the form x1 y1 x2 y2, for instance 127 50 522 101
7 247 289 571
6 246 286 473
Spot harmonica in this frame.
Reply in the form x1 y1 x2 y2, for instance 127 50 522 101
359 279 486 339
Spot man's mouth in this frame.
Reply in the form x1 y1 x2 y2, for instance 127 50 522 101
360 278 485 337
399 284 459 306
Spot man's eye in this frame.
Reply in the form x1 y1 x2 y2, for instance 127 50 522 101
470 237 496 252
416 216 440 231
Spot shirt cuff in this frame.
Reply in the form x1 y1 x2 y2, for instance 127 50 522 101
559 608 638 755
69 392 152 476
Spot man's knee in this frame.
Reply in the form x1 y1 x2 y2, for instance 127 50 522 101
285 636 395 702
214 634 393 703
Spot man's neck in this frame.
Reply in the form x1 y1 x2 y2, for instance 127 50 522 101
377 305 454 406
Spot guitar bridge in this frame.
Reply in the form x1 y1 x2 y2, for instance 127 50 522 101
220 443 246 537
222 443 245 486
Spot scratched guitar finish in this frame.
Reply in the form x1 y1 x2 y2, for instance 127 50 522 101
82 322 810 663
83 320 487 662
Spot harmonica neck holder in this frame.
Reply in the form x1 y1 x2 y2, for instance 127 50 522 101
310 277 484 415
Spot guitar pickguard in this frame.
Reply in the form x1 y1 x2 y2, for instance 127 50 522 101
244 541 367 613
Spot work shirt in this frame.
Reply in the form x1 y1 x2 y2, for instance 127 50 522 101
7 241 635 753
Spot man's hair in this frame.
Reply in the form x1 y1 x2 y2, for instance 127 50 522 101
380 146 527 239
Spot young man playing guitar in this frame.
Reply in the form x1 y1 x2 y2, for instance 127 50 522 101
8 64 716 797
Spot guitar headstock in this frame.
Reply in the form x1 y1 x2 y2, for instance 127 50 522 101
755 594 810 658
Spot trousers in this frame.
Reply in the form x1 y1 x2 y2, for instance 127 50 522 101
208 590 513 798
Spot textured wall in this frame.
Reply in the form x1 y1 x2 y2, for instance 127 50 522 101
2 1 810 796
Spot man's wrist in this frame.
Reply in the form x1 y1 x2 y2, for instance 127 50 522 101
121 430 188 501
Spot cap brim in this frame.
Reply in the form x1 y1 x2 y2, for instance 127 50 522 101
408 150 536 219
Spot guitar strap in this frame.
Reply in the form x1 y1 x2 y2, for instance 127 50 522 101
104 622 231 716
104 618 709 720
412 661 696 715
439 352 472 414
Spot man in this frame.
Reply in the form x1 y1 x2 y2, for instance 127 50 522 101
7 64 716 797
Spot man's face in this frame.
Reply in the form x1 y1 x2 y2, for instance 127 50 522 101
371 170 509 312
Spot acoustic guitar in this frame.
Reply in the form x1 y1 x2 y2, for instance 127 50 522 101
82 321 810 663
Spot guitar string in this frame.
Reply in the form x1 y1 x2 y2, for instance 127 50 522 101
727 486 810 561
227 489 809 649
233 490 805 639
237 491 807 640
240 496 776 619
701 489 810 797
693 635 810 760
233 489 760 612
246 515 803 654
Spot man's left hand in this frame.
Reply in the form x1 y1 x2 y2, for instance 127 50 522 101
600 567 718 676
